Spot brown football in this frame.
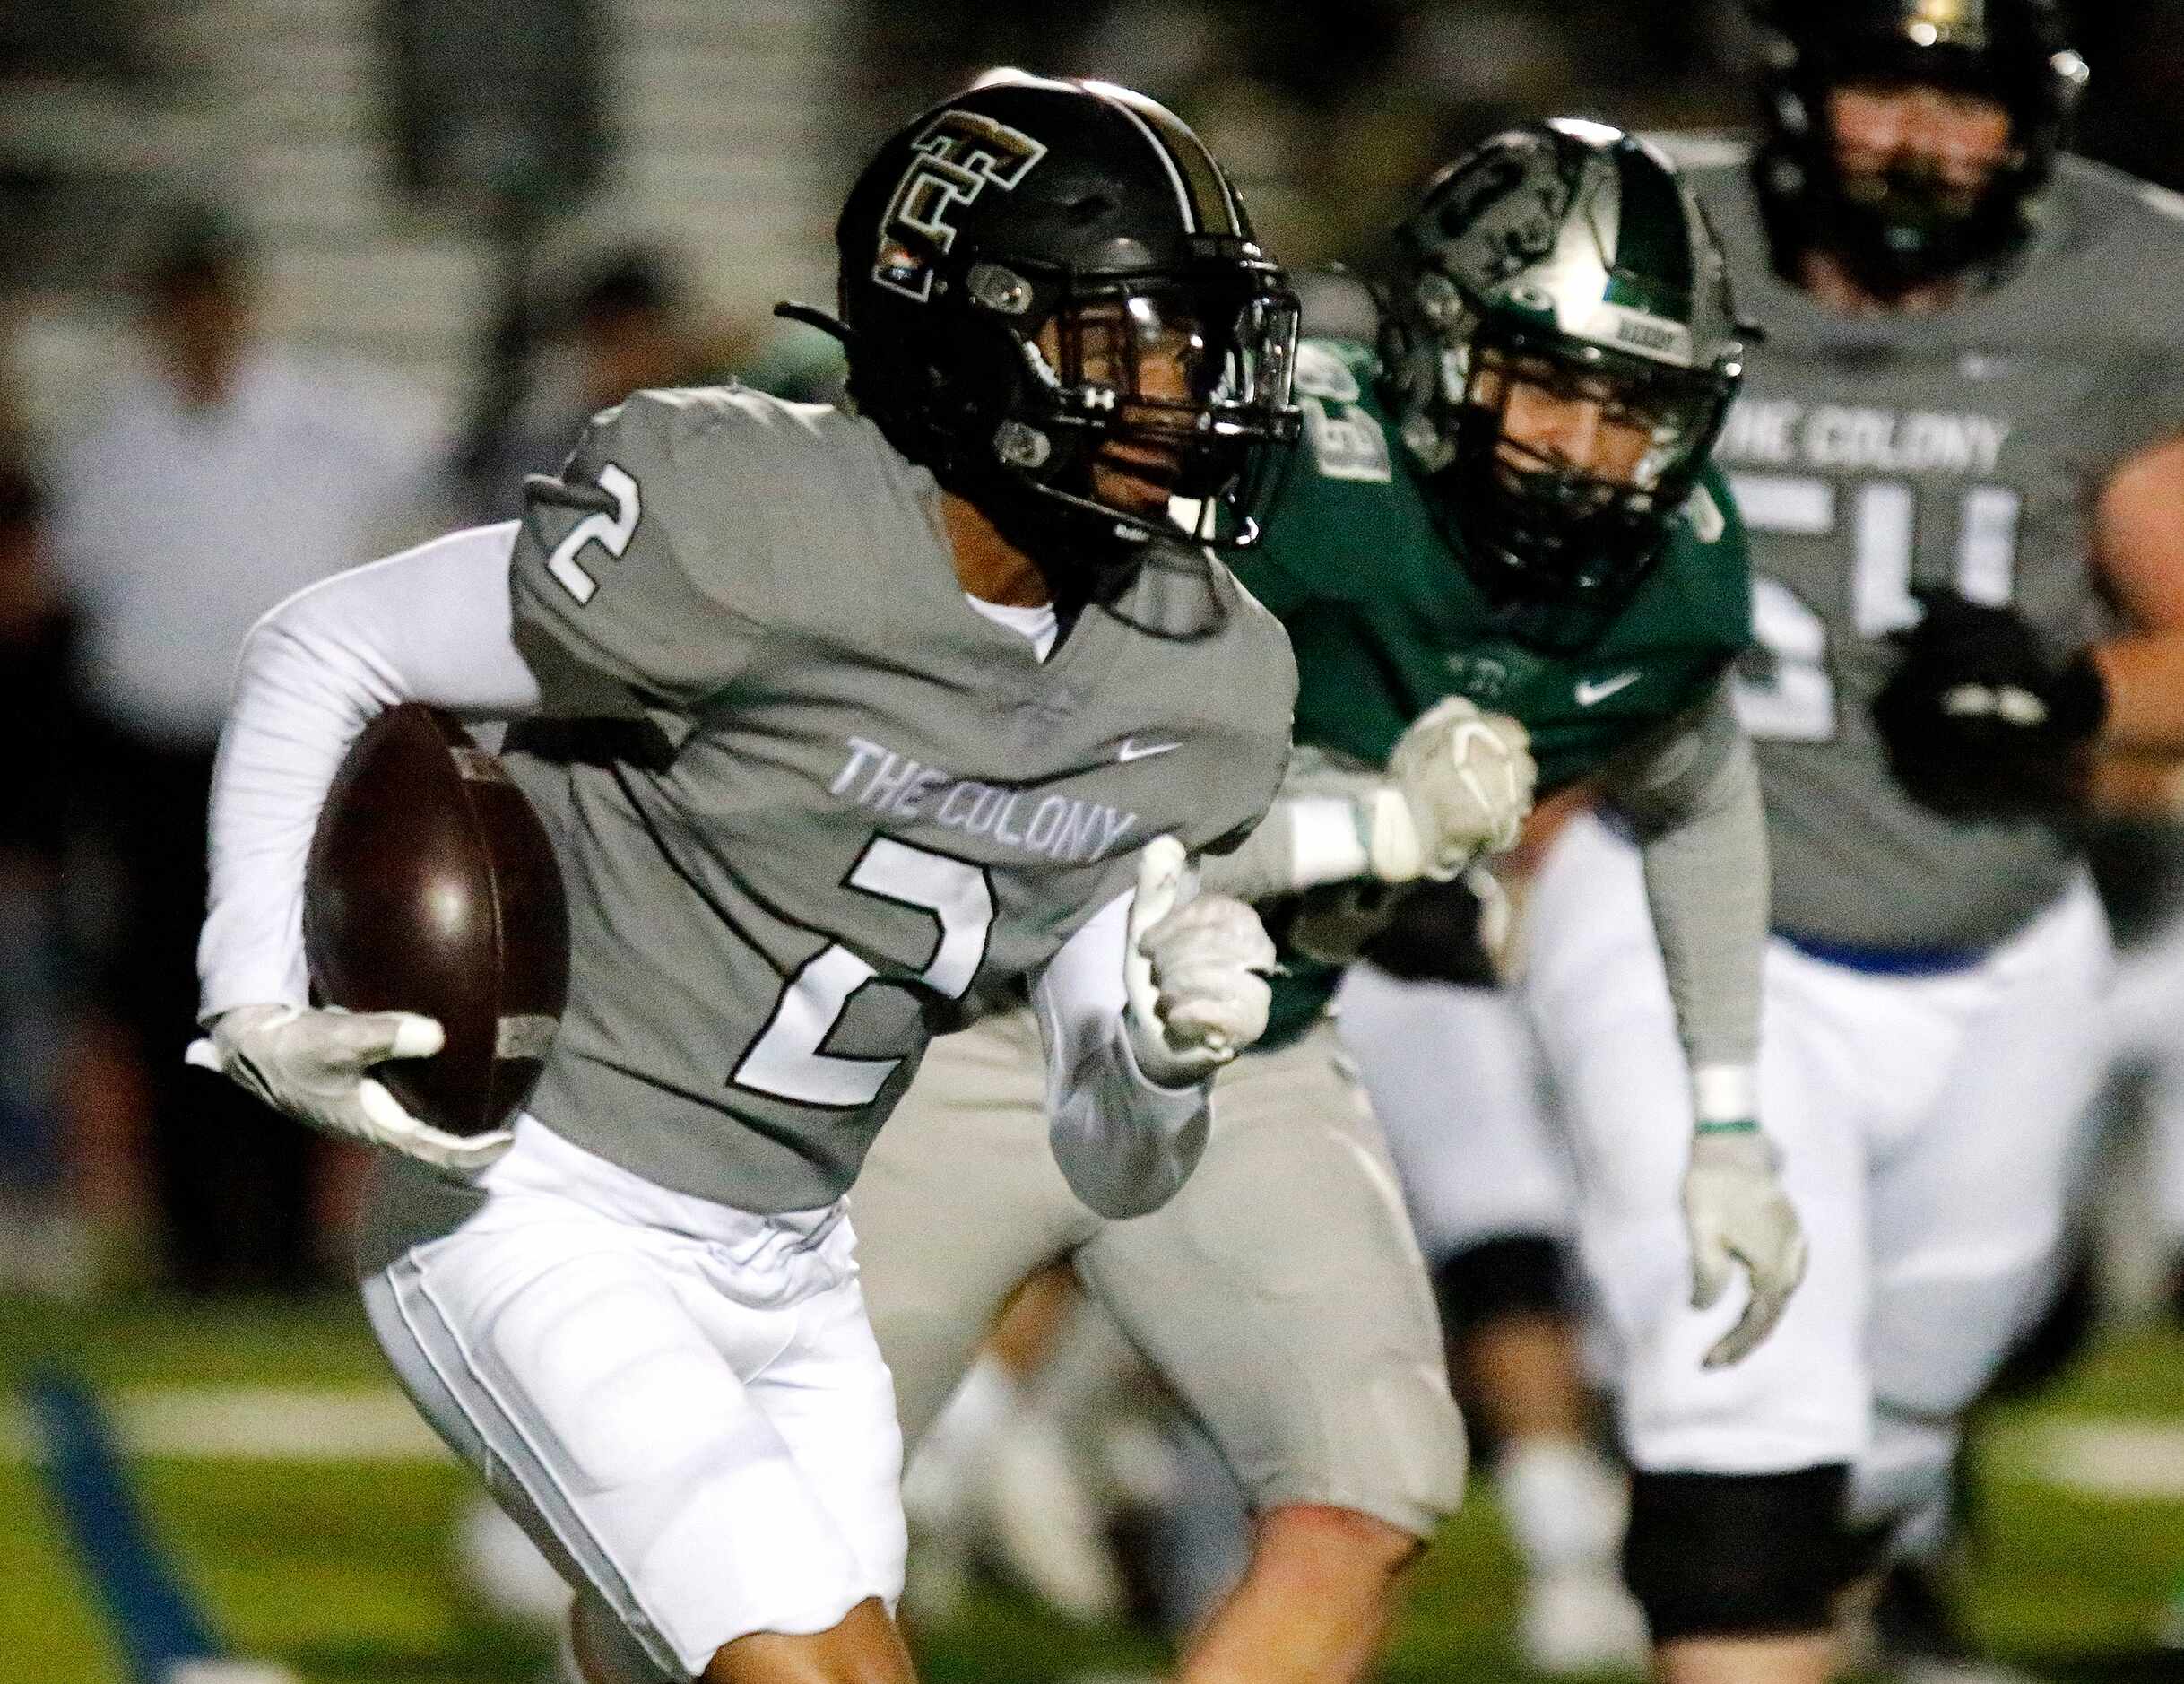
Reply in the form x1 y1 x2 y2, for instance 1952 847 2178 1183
304 704 568 1136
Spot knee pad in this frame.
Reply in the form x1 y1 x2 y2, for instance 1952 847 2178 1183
1434 1233 1571 1340
1624 1465 1848 1642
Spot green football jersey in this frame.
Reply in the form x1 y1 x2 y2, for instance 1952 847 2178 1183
1233 335 1753 1041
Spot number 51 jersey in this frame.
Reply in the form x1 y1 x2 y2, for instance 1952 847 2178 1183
500 386 1296 1212
1677 143 2184 952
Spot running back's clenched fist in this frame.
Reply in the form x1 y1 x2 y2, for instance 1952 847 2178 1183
1123 837 1278 1084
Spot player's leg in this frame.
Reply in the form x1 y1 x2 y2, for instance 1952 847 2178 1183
701 1601 912 1683
1520 815 1872 1684
1335 961 1641 1672
1856 877 2114 1544
358 1128 914 1684
2153 1055 2184 1319
2120 929 2184 1319
1077 1020 1466 1684
853 1011 1096 1445
705 1272 916 1683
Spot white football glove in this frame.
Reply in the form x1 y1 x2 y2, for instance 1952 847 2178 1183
186 1003 513 1179
1684 1126 1808 1368
1383 696 1537 875
1123 836 1278 1085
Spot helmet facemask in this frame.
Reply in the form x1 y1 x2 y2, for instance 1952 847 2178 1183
1435 316 1734 639
1751 1 2089 295
984 257 1301 551
1807 59 2025 292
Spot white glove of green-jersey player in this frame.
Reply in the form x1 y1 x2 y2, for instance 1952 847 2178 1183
1123 836 1278 1085
1384 696 1537 876
186 1003 513 1178
1684 1123 1808 1368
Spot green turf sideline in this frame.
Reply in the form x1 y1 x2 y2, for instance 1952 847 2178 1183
8 1382 2180 1516
0 1387 443 1463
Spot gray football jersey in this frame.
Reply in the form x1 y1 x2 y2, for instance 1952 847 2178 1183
1674 142 2184 951
499 386 1296 1211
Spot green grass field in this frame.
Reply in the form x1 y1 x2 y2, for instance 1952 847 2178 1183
3 1291 2180 1684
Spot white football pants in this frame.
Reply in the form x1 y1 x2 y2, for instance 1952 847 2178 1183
2107 898 2184 1251
1335 963 1576 1266
1519 812 2113 1527
359 1119 906 1681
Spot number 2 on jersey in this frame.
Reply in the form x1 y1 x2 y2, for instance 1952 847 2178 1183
733 837 996 1107
546 463 641 604
1730 473 2022 741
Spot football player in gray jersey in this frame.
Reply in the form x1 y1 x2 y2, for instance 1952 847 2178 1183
186 75 1303 1684
1517 6 2184 1682
851 122 1803 1684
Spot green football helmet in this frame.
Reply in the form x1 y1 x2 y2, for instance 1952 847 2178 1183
1386 118 1750 647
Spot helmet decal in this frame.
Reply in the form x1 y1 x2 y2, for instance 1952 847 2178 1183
874 109 1049 302
1907 0 1988 47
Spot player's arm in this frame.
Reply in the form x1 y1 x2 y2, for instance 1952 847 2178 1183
1032 840 1276 1220
1199 704 1538 906
2086 432 2184 768
1600 681 1807 1368
192 522 545 1176
1873 433 2184 818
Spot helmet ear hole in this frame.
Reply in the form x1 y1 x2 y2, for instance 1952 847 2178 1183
993 421 1053 469
966 263 1034 316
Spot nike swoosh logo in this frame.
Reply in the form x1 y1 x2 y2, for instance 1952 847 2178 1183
1117 737 1183 763
1574 672 1642 707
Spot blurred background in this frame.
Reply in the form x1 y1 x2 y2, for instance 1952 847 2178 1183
3 2 2184 1680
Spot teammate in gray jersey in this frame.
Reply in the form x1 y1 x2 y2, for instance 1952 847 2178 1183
186 75 1303 1684
1517 7 2184 1683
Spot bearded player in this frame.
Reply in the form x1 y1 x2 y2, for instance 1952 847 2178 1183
1504 7 2184 1681
849 119 1807 1684
186 75 1305 1684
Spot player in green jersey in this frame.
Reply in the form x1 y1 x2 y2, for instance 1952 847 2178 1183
849 119 1807 1684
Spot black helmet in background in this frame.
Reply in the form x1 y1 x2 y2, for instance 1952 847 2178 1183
1386 118 1750 648
1748 0 2089 295
812 73 1300 560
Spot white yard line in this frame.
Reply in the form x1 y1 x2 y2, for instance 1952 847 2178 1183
2005 1419 2184 1502
12 1389 2173 1499
0 1387 446 1464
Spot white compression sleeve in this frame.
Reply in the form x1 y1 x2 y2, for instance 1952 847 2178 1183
1196 744 1391 904
1031 890 1212 1220
197 522 545 1019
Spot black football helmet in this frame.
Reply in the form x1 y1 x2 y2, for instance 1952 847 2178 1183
1749 0 2089 294
797 73 1300 560
1385 119 1750 649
